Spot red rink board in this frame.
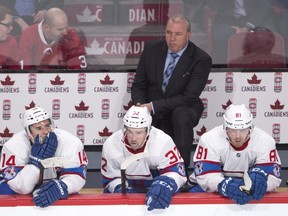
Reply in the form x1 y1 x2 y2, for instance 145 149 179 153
1 192 288 207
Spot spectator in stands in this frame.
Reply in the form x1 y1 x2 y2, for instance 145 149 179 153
101 105 186 211
0 0 64 36
229 27 287 68
131 14 212 177
206 0 276 64
0 5 19 69
189 104 282 205
0 106 88 208
18 7 87 69
271 0 288 57
183 0 206 33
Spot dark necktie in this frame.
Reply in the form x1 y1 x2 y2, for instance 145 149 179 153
162 53 178 92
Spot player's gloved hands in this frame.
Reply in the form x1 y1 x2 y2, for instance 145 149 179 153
146 176 177 211
218 177 252 205
248 168 268 200
33 179 68 208
114 184 136 193
28 132 58 168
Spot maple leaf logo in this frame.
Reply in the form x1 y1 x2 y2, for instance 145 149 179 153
75 100 89 111
85 39 105 55
196 126 207 136
25 101 36 110
1 75 15 85
77 6 99 23
123 100 133 111
206 79 212 84
247 74 261 84
51 75 65 85
100 74 114 85
0 127 14 138
98 126 113 137
270 99 284 110
222 100 233 110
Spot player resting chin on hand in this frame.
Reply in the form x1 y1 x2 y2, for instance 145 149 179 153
0 107 88 208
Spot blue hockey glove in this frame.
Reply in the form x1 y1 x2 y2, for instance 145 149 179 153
146 176 177 211
28 132 58 168
114 184 136 193
33 179 68 208
248 168 268 200
218 177 253 205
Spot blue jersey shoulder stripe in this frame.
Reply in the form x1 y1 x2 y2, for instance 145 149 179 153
194 160 221 176
254 163 281 178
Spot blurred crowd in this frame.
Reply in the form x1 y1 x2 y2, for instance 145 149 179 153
1 0 288 69
0 0 87 70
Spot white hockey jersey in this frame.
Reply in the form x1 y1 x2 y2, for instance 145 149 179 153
101 126 187 193
190 125 281 192
0 129 88 194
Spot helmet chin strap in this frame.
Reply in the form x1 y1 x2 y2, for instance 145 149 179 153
25 127 35 144
138 134 149 149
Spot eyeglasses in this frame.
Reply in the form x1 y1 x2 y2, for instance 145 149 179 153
0 22 13 28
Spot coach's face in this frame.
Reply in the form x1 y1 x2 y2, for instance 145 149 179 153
165 20 191 53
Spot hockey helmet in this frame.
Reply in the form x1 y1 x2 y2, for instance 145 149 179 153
22 107 53 138
123 105 152 130
223 104 253 130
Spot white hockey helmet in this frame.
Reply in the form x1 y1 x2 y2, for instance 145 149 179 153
223 104 253 130
22 107 53 138
123 105 152 130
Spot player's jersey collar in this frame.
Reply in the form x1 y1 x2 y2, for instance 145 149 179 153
229 138 250 151
123 135 148 154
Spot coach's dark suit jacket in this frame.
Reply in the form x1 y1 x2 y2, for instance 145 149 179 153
131 40 212 124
